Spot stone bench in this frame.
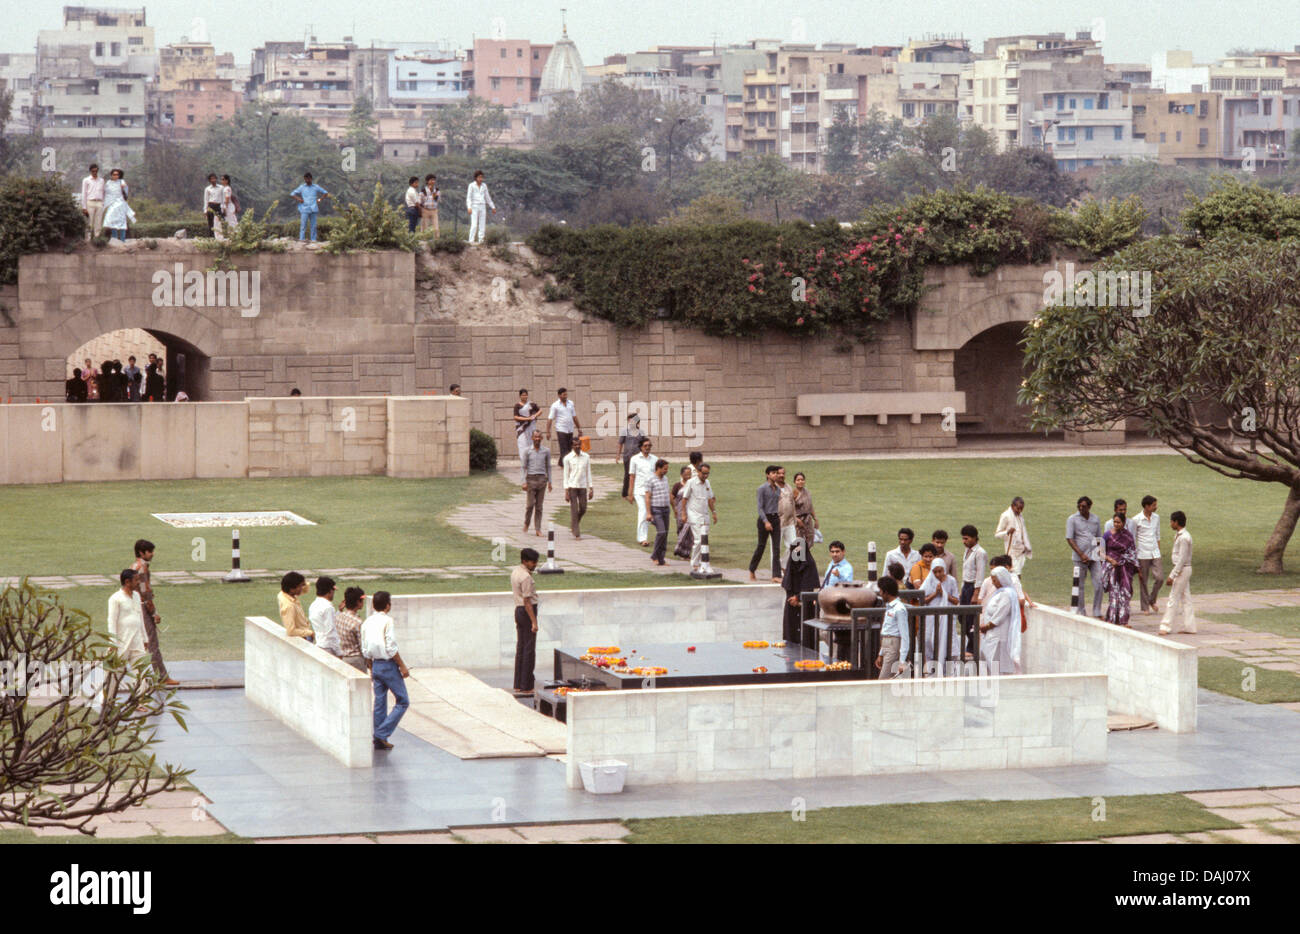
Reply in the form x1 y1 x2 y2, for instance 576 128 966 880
796 391 967 427
244 616 374 767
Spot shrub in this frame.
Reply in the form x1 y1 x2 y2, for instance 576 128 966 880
0 175 85 284
1181 178 1300 241
1052 195 1147 257
543 281 573 302
482 227 510 246
469 428 497 471
431 232 468 254
323 183 417 254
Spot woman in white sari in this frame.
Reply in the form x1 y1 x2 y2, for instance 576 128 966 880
978 568 1018 676
101 168 133 241
920 560 960 675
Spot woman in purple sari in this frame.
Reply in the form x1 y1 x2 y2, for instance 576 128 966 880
1102 513 1138 626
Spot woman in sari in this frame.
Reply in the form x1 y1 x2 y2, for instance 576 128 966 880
791 472 818 543
101 168 132 241
920 560 960 675
978 568 1018 675
1102 512 1138 626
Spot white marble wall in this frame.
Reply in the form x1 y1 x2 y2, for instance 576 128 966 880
565 674 1108 787
387 585 785 670
1022 604 1197 733
244 616 375 768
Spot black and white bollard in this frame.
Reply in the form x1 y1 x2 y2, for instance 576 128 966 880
1070 564 1081 612
538 521 564 574
223 529 251 583
867 541 878 582
691 532 723 580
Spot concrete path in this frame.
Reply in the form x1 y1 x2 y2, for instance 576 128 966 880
447 469 754 583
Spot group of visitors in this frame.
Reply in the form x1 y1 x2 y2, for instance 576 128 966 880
105 539 180 689
202 173 240 238
748 464 819 581
67 353 167 403
276 573 410 751
1064 494 1194 635
403 174 442 233
80 163 133 241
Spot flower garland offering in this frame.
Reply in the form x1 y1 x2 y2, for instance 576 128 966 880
794 659 825 670
825 661 852 671
752 666 769 673
631 666 668 677
587 646 621 655
554 687 587 697
743 640 770 649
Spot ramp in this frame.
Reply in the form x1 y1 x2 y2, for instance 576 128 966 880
397 668 567 759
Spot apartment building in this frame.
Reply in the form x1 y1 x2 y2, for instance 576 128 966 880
0 54 40 134
463 39 551 108
868 38 971 123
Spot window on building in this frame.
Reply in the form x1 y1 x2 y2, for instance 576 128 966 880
1056 93 1065 110
517 48 523 58
95 42 105 56
1262 78 1283 91
1114 126 1123 140
1084 126 1094 140
117 83 132 93
1210 77 1231 90
1099 93 1108 109
1235 78 1257 91
1159 131 1166 143
1200 99 1209 117
1199 128 1209 146
111 42 121 56
902 102 915 117
533 50 539 59
1176 130 1182 142
490 77 500 90
186 114 194 123
1084 97 1094 110
922 102 936 115
1264 99 1273 116
1057 126 1066 141
516 77 523 89
500 48 507 59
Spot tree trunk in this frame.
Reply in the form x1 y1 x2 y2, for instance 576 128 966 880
1257 484 1300 573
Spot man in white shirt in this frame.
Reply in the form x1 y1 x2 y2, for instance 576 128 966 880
404 176 422 232
309 576 341 656
546 387 581 461
81 164 106 241
883 528 921 582
107 569 147 664
466 169 496 244
563 435 595 538
204 173 226 238
679 462 718 570
361 591 410 750
995 496 1032 575
1159 512 1194 635
628 437 658 546
1131 494 1163 613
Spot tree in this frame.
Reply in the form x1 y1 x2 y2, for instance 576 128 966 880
478 148 586 213
1 582 190 834
858 108 904 164
1022 233 1300 573
824 106 859 176
0 175 84 284
343 95 379 159
1089 161 1217 234
136 139 209 208
429 97 507 157
661 193 748 226
689 155 813 222
550 125 642 193
0 89 39 178
975 147 1084 207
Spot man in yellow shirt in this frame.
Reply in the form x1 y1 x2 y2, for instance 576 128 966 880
278 571 313 639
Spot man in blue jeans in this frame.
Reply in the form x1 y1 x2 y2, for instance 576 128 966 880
290 171 330 242
360 591 409 750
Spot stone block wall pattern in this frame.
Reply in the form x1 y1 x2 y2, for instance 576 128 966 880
0 250 1127 456
0 396 466 485
386 585 785 670
244 616 374 768
565 674 1109 787
1022 604 1197 733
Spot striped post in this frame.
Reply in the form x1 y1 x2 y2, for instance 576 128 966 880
1071 564 1081 612
867 541 878 582
538 521 564 574
691 532 722 579
223 528 251 583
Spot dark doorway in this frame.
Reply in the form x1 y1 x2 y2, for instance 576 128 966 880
953 321 1033 435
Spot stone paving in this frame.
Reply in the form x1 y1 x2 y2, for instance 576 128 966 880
1124 590 1300 673
1074 788 1300 844
2 788 232 840
447 468 753 583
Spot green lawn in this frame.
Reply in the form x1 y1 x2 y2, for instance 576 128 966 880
623 793 1240 844
1197 656 1300 703
582 455 1300 604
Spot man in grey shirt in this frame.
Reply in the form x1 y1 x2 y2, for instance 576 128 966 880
1065 496 1104 616
748 465 783 582
521 429 552 537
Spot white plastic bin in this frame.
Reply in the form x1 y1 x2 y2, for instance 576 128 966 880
579 759 628 794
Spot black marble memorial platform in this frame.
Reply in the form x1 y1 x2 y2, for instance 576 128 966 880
553 642 867 690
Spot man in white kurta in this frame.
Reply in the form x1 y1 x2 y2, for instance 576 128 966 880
628 438 658 545
679 465 717 569
1159 513 1195 635
107 571 148 664
883 528 921 582
466 170 496 244
995 497 1032 575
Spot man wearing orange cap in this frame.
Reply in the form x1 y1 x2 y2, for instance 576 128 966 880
562 434 595 538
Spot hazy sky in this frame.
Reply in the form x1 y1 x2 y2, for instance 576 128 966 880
8 0 1298 66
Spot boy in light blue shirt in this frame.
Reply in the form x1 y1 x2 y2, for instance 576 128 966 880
290 172 330 242
876 576 910 680
822 540 854 586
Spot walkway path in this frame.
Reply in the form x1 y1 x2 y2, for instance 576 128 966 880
447 468 754 583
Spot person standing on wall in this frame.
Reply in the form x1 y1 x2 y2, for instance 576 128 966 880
466 169 496 245
204 173 225 238
81 163 105 240
420 174 440 234
546 387 580 461
290 171 330 243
